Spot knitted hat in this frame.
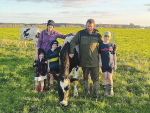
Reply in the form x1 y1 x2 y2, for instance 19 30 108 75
47 20 54 27
38 48 45 56
51 40 58 48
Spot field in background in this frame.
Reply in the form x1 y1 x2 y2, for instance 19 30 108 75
0 28 150 112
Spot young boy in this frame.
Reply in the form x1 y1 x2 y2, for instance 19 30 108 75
47 40 63 91
98 31 117 97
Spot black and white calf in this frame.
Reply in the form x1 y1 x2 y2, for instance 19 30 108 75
18 27 42 47
53 36 79 106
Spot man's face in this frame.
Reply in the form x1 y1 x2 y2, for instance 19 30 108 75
86 22 94 33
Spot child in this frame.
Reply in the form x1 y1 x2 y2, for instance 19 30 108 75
47 40 63 91
98 31 117 97
33 48 47 93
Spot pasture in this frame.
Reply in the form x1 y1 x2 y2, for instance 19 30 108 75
0 27 150 113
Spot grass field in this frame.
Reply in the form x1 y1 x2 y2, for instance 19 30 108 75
0 27 150 113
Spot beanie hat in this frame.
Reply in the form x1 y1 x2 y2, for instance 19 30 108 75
51 40 58 48
38 48 45 56
104 31 111 37
47 20 54 27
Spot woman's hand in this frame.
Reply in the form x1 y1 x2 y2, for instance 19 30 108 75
35 54 38 60
71 33 76 36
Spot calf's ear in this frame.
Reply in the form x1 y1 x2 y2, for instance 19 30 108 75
70 78 79 84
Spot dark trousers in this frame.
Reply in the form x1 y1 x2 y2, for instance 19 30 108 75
82 67 99 82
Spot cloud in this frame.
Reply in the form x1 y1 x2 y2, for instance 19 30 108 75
111 0 118 4
59 10 117 18
18 13 39 15
144 4 150 11
144 4 150 6
13 0 99 7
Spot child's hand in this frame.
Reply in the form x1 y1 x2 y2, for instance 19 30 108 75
47 68 50 72
113 65 117 70
99 62 102 67
33 63 36 65
45 61 47 64
115 45 118 51
60 43 64 47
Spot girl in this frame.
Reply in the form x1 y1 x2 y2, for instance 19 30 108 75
33 48 47 93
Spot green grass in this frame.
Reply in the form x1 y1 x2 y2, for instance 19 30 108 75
0 28 150 113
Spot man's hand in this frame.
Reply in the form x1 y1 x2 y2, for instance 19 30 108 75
69 54 74 58
99 62 102 67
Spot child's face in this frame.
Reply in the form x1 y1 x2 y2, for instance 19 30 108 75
104 36 110 42
52 44 58 50
39 53 44 59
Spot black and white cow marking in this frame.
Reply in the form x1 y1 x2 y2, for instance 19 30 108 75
53 36 79 106
18 27 42 47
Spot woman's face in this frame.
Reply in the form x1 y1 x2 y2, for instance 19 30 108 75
47 25 53 31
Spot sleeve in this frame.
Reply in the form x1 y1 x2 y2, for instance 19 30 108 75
98 44 101 54
69 31 80 54
98 33 103 43
37 30 44 48
56 31 72 39
56 46 61 52
33 60 37 67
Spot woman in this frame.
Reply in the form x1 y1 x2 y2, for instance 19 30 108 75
36 20 75 90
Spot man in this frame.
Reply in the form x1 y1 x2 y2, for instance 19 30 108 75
69 19 103 98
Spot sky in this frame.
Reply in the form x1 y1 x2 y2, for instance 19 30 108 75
0 0 150 26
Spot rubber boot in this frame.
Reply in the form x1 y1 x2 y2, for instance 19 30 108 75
44 79 47 90
49 84 53 91
93 81 99 98
109 84 114 96
39 86 44 93
82 81 90 98
103 85 108 97
55 83 59 91
35 85 38 91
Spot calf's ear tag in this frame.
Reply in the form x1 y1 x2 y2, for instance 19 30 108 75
73 81 78 84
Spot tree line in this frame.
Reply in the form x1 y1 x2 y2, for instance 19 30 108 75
0 23 147 28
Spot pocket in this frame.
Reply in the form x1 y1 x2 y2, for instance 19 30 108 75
81 36 88 45
92 37 98 43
